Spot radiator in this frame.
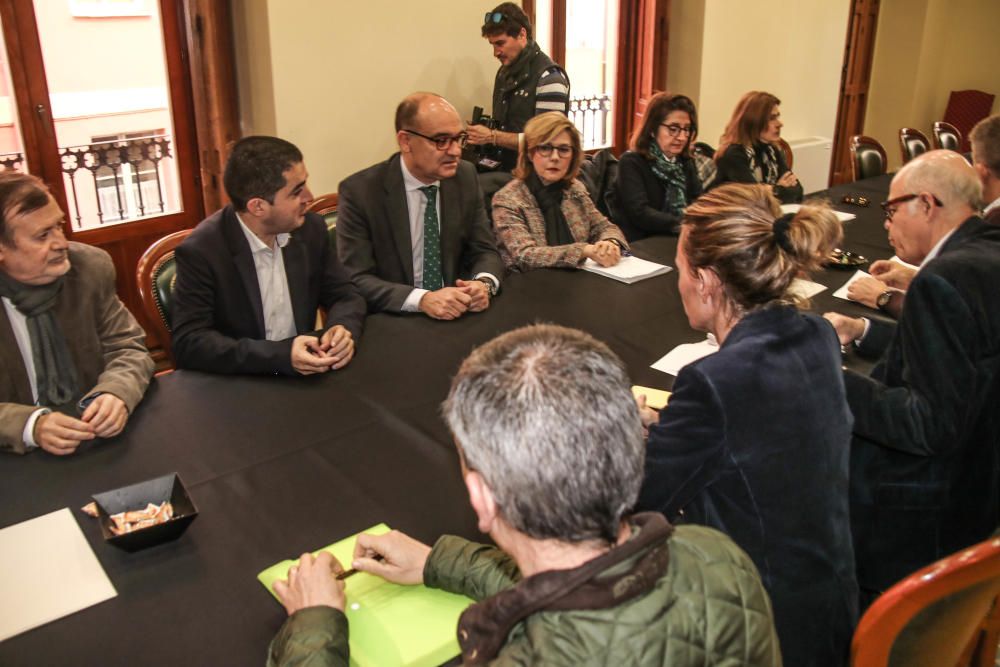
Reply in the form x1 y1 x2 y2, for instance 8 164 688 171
786 136 832 195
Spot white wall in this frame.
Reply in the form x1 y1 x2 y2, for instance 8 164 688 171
232 0 503 195
664 0 850 189
864 0 1000 171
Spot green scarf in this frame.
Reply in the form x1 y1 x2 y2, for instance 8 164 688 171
648 143 689 217
0 269 79 408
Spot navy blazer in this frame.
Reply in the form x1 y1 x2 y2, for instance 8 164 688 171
336 154 503 313
638 306 858 667
171 206 366 375
847 215 1000 593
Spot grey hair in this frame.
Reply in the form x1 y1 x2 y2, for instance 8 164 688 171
442 324 644 544
898 151 983 211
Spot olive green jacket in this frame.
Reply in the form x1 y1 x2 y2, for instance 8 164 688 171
267 524 781 666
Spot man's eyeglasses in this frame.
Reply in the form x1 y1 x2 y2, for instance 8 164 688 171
403 129 468 151
880 193 944 221
533 143 575 158
660 123 694 137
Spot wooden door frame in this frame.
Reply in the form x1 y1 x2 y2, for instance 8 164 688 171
0 0 239 356
829 0 881 185
524 0 669 156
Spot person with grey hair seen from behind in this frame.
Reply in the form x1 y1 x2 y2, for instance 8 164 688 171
266 324 781 666
824 150 1000 607
635 183 857 667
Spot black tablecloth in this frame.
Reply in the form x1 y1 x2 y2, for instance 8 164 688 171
0 176 894 665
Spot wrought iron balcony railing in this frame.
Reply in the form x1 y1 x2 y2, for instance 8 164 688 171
570 93 612 150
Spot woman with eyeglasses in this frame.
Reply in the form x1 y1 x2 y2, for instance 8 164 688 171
711 91 804 204
608 93 703 241
492 112 628 272
635 183 857 667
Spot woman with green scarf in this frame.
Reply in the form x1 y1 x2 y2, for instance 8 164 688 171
609 93 703 241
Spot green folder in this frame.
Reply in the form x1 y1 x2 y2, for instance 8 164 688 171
257 523 472 667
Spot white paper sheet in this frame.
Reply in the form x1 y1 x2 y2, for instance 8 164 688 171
0 508 117 641
582 255 672 284
789 278 826 298
891 255 919 271
651 334 719 376
780 203 856 223
833 269 871 300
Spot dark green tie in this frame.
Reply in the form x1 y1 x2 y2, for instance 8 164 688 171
419 185 443 291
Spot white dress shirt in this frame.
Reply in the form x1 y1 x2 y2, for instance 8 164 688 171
236 214 297 341
984 196 1000 217
3 297 46 448
398 159 500 312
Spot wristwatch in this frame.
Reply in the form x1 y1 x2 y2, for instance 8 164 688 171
475 277 498 298
876 289 893 310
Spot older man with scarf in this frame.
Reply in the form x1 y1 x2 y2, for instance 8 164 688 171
0 171 153 455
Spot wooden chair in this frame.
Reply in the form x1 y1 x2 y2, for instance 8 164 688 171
136 229 192 366
899 127 930 164
850 135 888 181
851 534 1000 667
776 137 793 170
933 121 962 152
307 192 339 249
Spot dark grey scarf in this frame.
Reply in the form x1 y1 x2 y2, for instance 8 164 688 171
0 269 79 407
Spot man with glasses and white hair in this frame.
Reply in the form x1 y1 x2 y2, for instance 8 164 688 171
824 150 1000 605
267 324 780 666
337 93 503 320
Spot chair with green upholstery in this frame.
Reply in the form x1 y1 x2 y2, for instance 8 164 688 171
136 229 192 366
308 192 339 249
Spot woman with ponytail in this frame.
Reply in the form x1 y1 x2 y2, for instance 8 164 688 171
636 183 857 667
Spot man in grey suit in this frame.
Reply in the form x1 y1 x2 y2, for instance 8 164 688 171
337 93 503 319
0 171 153 455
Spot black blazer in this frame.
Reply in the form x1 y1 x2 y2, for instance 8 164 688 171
336 155 503 313
637 306 858 667
607 150 702 241
847 215 1000 593
171 206 366 376
710 142 804 204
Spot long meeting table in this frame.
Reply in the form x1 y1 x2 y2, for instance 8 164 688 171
0 175 894 666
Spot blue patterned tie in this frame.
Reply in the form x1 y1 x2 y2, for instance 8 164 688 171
419 185 443 291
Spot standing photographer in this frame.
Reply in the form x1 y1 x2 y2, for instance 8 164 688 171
467 3 570 175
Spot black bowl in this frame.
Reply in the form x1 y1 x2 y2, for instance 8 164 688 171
92 473 198 552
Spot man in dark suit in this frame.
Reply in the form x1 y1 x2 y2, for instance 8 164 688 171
971 114 1000 225
337 93 503 319
172 136 365 376
0 171 153 455
825 150 1000 603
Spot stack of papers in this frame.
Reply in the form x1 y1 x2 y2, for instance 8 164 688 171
582 256 672 284
631 385 671 410
780 203 856 223
0 508 117 641
651 334 719 376
258 523 473 667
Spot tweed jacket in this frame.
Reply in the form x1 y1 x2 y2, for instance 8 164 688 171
0 242 154 453
492 178 628 272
